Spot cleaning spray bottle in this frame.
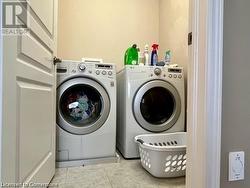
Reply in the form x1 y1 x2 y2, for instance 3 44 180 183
151 44 159 66
165 50 171 65
144 44 150 66
138 48 145 66
124 44 138 65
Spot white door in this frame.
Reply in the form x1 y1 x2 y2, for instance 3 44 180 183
2 0 58 185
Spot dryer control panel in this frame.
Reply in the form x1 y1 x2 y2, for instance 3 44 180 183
150 66 183 80
124 65 184 81
167 68 183 79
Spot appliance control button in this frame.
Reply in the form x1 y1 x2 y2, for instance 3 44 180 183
178 75 182 78
174 74 177 78
96 70 100 75
78 63 86 71
168 74 173 78
108 71 112 76
88 70 92 74
154 68 162 76
102 70 107 75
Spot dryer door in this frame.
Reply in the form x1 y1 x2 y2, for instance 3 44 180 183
133 80 181 132
57 77 110 135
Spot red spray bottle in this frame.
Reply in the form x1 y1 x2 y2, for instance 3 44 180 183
151 44 159 66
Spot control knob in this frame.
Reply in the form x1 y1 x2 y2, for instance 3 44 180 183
154 68 162 76
78 63 86 71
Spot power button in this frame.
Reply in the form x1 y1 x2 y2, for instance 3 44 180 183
96 70 100 75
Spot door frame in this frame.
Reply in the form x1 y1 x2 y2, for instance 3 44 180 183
186 0 224 187
0 0 224 187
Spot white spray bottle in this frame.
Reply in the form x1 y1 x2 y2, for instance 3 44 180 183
144 44 150 66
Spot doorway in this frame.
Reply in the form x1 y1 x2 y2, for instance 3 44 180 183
57 0 189 187
0 0 224 187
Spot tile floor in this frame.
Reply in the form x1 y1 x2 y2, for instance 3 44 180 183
50 157 185 188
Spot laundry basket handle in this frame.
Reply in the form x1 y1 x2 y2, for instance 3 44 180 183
136 139 144 145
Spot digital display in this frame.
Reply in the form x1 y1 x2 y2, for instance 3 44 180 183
168 68 182 73
96 64 113 69
57 68 67 73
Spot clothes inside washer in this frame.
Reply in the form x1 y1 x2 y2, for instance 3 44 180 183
60 85 102 126
68 92 95 121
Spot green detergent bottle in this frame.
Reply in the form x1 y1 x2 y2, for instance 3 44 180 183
124 44 138 65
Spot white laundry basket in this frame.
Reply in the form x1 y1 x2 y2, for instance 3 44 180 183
135 132 186 178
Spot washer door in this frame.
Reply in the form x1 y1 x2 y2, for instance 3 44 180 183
57 77 110 135
133 80 181 132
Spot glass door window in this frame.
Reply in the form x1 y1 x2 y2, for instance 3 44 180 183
60 84 102 127
57 77 110 135
133 80 181 132
140 87 175 125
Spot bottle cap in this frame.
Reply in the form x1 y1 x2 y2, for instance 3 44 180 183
152 44 159 50
132 44 137 48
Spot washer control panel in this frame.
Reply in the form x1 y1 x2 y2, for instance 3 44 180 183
95 64 114 77
57 61 115 78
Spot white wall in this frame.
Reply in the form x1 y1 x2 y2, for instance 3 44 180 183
159 0 189 77
221 0 250 187
58 0 189 72
58 0 160 71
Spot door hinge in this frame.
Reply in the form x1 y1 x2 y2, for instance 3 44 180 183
188 32 193 46
53 57 62 65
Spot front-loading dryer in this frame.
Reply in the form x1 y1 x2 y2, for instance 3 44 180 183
117 65 185 158
56 59 117 167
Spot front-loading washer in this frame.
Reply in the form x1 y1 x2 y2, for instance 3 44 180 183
56 59 117 167
117 65 185 159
